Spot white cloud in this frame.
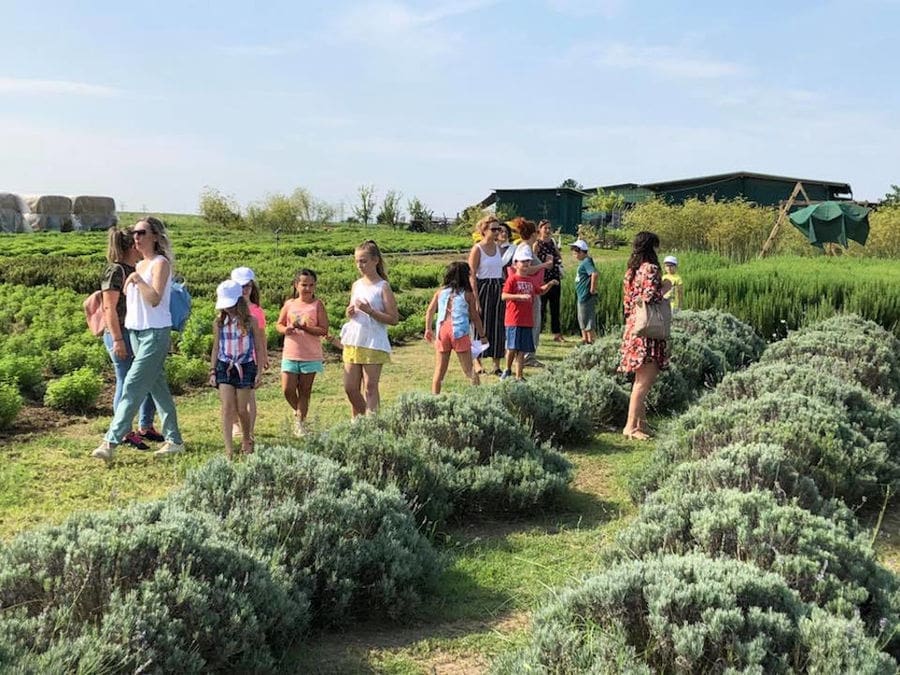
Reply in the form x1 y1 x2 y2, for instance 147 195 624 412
573 42 745 79
0 77 120 97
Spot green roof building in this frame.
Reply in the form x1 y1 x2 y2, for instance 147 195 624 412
480 187 587 234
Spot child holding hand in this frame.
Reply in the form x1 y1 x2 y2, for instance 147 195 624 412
501 248 558 381
210 280 268 459
424 261 486 394
276 269 328 437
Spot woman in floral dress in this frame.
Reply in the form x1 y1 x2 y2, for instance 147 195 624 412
619 231 671 440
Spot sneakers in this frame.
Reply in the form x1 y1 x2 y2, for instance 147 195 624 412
121 431 150 451
91 442 115 462
154 441 185 457
232 422 242 438
523 355 545 368
138 427 165 443
499 369 512 381
293 418 307 438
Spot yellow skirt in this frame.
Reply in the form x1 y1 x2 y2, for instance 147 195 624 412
342 345 391 365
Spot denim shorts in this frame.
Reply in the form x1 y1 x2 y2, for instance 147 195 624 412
215 360 258 389
505 326 535 353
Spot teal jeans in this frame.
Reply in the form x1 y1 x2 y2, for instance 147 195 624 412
105 327 182 445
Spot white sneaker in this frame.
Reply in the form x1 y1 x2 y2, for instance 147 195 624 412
91 442 115 462
293 418 306 438
232 422 242 437
154 441 185 457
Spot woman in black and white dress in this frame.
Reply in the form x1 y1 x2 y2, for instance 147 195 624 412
468 216 506 375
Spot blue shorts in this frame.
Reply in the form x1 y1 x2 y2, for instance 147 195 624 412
505 326 535 353
215 360 258 389
281 358 324 374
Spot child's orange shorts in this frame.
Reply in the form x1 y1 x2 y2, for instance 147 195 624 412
435 319 471 353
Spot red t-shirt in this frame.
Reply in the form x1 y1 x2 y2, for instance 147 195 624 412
503 273 541 327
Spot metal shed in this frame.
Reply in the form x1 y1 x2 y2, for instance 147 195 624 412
482 187 587 234
592 172 852 207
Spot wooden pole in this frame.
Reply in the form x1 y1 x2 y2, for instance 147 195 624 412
760 182 811 257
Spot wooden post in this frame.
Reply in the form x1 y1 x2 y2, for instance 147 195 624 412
760 182 812 257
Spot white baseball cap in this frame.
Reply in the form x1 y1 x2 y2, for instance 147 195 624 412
663 255 678 266
513 244 533 262
215 279 243 310
230 266 256 286
570 239 589 252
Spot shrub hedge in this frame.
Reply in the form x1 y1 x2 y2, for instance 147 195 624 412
42 367 103 413
0 382 22 430
492 554 897 674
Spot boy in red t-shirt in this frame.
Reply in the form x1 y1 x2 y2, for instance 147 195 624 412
501 248 558 381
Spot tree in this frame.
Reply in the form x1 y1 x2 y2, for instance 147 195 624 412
585 188 625 214
353 184 377 225
199 186 242 227
407 197 432 227
559 178 583 190
881 185 900 207
376 190 403 227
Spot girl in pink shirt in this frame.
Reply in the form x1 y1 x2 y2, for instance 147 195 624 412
276 269 328 436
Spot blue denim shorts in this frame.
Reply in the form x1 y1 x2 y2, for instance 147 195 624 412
215 360 258 389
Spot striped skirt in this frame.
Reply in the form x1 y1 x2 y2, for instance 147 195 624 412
477 277 505 359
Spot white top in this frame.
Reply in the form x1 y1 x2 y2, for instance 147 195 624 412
339 278 391 353
125 255 172 330
475 243 504 280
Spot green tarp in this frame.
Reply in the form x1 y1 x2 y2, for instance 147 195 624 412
789 201 870 247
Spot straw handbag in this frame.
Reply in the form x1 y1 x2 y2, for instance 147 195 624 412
632 297 672 340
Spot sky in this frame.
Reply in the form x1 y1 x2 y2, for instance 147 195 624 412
1 0 898 217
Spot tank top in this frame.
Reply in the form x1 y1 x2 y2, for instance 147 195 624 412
475 243 504 280
125 255 172 330
282 299 324 361
339 279 391 353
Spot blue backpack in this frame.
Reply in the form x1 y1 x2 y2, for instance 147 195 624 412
169 279 192 332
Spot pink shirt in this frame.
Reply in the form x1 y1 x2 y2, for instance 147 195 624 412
282 299 324 362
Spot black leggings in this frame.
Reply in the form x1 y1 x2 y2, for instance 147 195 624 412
541 282 561 334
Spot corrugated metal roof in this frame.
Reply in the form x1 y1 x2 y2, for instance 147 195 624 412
638 171 851 193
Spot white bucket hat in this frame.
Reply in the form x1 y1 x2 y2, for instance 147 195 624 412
215 279 243 310
570 239 589 252
663 255 678 266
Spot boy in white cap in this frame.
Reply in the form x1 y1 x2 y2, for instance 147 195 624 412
570 239 599 344
500 247 558 381
662 255 683 311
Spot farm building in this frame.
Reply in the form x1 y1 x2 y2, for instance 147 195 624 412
479 187 587 234
588 171 853 207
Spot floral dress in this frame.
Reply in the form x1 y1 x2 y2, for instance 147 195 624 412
618 262 669 372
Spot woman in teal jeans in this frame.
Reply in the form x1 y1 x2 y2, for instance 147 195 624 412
93 217 184 462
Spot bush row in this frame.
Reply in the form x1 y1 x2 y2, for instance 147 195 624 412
497 314 900 672
0 450 439 672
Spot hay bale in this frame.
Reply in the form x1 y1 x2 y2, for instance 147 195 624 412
72 195 117 231
23 195 73 232
0 193 29 233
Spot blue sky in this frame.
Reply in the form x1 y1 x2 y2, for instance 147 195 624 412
1 0 898 217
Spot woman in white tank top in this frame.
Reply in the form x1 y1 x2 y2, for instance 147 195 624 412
467 216 506 374
93 217 184 462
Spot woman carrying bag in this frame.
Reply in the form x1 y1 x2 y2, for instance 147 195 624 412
618 231 671 440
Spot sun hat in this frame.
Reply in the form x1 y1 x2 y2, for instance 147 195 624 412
230 266 256 286
570 239 589 252
663 255 678 266
215 279 244 310
513 244 533 262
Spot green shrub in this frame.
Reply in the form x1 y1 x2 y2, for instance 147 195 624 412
654 443 850 522
169 447 439 626
49 341 108 376
42 367 102 413
635 392 898 506
176 302 216 360
0 502 305 673
165 354 210 394
0 382 23 429
382 392 573 515
760 314 900 401
673 307 766 369
0 355 44 399
493 553 897 674
616 488 900 640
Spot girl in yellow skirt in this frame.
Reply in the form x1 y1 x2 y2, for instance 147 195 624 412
340 240 399 418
